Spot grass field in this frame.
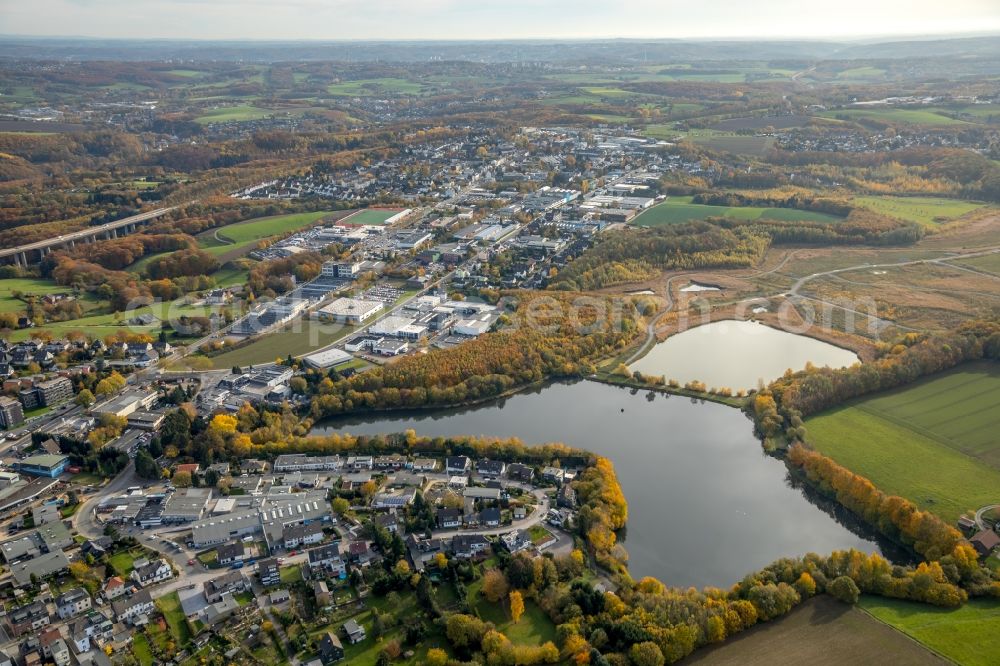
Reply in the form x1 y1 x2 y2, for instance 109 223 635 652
852 196 985 227
206 318 356 368
633 197 840 226
468 578 557 646
157 591 193 645
683 596 944 665
125 251 172 275
0 277 74 313
804 362 1000 522
327 78 424 96
194 104 274 124
860 597 1000 666
107 549 144 576
956 253 1000 275
201 211 335 256
820 108 971 126
346 208 403 225
133 634 154 666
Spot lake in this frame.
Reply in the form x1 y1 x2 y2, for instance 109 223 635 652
631 320 860 390
313 380 897 588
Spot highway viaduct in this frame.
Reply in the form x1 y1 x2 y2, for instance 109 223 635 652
0 206 179 266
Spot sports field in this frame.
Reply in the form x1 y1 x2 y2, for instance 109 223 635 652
686 596 945 665
852 196 985 227
804 362 1000 522
860 597 1000 666
633 197 840 226
347 208 403 225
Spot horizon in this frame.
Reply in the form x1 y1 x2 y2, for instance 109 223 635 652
2 0 1000 42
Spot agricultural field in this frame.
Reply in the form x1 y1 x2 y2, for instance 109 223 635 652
818 107 971 126
194 104 276 124
327 77 425 96
859 597 1000 666
0 277 76 313
804 362 1000 522
199 210 336 256
852 196 986 227
686 596 945 665
633 196 840 226
711 115 815 131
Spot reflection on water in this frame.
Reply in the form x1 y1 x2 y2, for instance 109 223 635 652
631 320 859 390
313 380 893 588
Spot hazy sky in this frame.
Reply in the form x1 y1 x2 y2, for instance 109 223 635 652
2 0 1000 41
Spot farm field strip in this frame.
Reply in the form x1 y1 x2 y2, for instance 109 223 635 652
859 597 1000 666
633 197 841 226
848 365 1000 458
804 363 1000 522
852 196 985 227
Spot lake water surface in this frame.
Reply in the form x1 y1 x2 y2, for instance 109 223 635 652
631 320 860 390
313 380 894 587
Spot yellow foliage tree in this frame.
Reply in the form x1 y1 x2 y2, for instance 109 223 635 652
510 590 524 623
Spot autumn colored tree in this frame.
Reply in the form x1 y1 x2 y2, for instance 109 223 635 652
482 568 510 603
510 590 524 623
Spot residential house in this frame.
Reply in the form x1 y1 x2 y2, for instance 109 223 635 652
376 513 399 534
437 508 462 529
373 454 407 471
112 589 154 624
477 459 506 479
557 484 577 509
313 581 331 606
130 559 172 587
318 631 345 664
55 587 92 619
216 542 247 566
103 576 127 600
283 523 325 550
205 596 240 626
343 618 366 644
451 534 491 560
506 463 533 483
5 599 50 637
971 530 1000 558
307 544 346 577
258 558 281 586
478 507 501 528
500 530 532 553
411 458 439 472
204 570 248 604
540 466 565 484
39 628 71 666
445 456 470 475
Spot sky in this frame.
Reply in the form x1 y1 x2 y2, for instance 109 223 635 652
2 0 1000 41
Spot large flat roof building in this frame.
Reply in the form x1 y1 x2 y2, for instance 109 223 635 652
14 454 69 478
315 298 383 325
162 488 211 523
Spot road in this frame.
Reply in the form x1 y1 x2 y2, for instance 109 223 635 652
430 486 554 540
974 504 1000 531
0 206 180 261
